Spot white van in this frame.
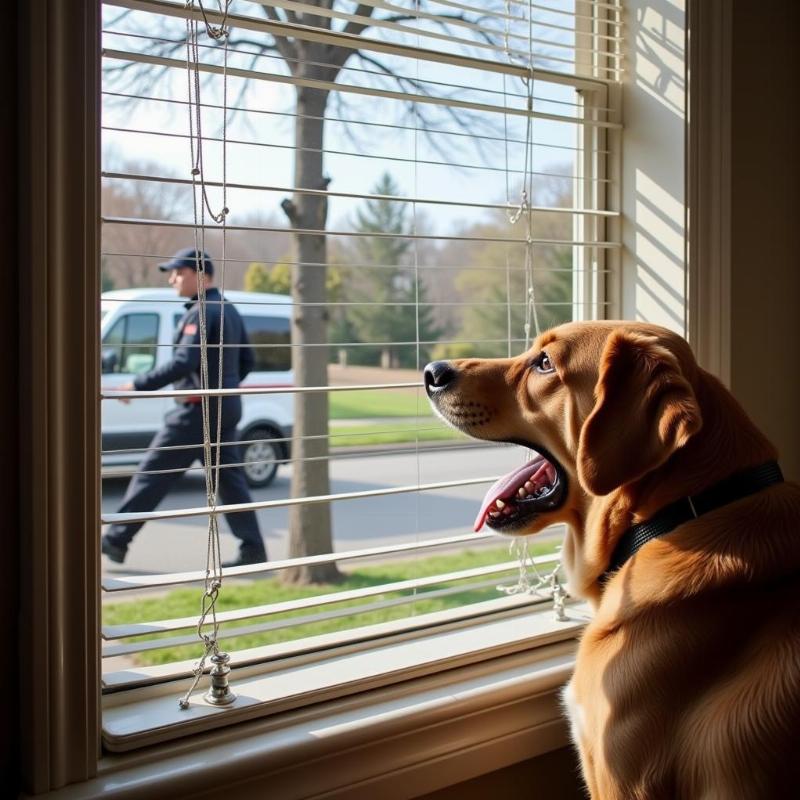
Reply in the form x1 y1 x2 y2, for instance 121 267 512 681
100 288 293 488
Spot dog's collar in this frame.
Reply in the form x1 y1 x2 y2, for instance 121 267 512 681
602 460 784 582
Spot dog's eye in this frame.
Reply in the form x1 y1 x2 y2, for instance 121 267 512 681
533 351 555 374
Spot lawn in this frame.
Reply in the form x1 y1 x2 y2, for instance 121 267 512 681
328 388 463 446
328 421 463 447
329 388 434 419
104 539 561 666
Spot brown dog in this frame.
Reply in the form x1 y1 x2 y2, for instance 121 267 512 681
424 321 800 799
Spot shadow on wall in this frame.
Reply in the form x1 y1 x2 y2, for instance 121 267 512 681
623 0 686 333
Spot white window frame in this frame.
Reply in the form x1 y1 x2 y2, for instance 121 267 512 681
95 0 617 743
17 0 689 796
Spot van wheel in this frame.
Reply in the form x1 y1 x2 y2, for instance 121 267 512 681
242 427 281 488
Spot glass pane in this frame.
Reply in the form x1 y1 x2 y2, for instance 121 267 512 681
242 314 291 372
121 313 159 373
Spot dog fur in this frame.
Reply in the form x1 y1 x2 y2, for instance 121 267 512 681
426 321 800 799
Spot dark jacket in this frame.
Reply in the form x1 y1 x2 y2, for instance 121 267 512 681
133 288 254 394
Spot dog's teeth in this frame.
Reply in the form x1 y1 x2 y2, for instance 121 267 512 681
517 487 527 498
489 511 501 518
495 499 506 509
524 481 534 492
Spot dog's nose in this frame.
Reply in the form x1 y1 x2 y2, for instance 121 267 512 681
424 361 457 395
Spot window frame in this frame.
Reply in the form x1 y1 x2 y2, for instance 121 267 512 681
97 0 619 712
18 0 101 791
15 0 635 794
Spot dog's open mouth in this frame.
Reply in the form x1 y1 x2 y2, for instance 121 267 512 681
474 450 566 533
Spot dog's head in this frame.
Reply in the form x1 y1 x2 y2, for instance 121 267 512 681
424 321 703 536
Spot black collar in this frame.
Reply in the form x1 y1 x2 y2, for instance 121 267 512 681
603 460 784 582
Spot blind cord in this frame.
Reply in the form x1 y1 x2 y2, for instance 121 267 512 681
179 0 237 711
499 0 567 617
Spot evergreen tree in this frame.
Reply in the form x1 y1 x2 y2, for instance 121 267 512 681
344 173 443 368
431 175 575 361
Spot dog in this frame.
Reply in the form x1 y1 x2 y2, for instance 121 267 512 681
424 321 800 799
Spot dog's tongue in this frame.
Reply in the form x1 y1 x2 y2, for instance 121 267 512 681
474 455 553 532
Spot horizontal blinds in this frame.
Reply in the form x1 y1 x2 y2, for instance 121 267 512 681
101 47 620 127
106 0 622 82
103 530 501 591
102 576 521 658
102 553 563 686
101 170 619 215
101 196 615 245
101 89 613 153
103 215 620 246
105 558 549 639
99 0 621 694
102 473 505 525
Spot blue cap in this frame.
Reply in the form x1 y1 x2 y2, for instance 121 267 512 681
158 248 214 275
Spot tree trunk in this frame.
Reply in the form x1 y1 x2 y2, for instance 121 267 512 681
282 80 342 584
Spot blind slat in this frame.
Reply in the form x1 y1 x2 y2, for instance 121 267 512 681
428 0 622 26
102 89 612 153
101 474 500 525
101 170 620 216
100 252 615 273
251 0 619 62
101 214 623 247
102 530 502 591
104 29 606 111
103 123 609 177
102 557 558 639
104 0 615 87
102 381 420 402
102 576 539 657
102 48 622 126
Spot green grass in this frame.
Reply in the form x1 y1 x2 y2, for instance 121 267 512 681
329 421 463 447
104 540 560 666
327 389 460 447
329 389 433 419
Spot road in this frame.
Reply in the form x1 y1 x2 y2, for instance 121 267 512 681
100 441 557 578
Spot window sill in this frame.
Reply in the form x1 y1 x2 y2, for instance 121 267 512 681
29 602 588 799
102 599 589 751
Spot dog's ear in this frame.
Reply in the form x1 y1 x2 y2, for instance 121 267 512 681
577 329 702 496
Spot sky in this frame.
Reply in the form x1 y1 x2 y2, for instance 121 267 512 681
101 0 587 237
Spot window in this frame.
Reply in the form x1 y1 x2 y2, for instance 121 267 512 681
242 314 292 372
96 0 622 750
17 0 718 794
172 310 292 372
102 312 160 373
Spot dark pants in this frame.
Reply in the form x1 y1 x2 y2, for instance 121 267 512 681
105 401 265 555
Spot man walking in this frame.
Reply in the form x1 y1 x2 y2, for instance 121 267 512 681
102 248 268 567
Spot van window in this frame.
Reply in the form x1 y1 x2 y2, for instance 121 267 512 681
102 313 159 374
242 315 291 372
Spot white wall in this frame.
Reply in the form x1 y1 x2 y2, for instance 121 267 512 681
620 0 686 332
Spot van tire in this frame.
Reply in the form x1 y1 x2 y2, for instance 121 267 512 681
241 426 281 488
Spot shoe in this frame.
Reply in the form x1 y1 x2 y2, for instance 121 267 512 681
222 546 267 569
101 536 128 564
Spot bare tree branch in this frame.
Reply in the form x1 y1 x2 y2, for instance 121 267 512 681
261 4 299 66
104 8 132 28
340 3 376 39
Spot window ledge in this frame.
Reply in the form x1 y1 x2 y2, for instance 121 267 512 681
36 604 586 799
102 600 589 750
